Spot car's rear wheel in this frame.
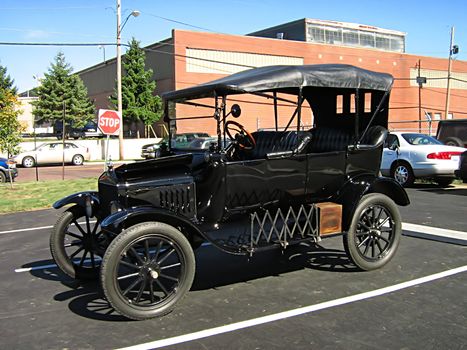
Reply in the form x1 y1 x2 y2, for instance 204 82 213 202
0 171 6 183
391 161 414 187
100 222 195 320
435 177 454 187
50 205 103 279
72 154 84 166
22 156 35 168
343 193 401 271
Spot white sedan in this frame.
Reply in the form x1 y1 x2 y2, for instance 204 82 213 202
381 132 467 187
14 142 90 168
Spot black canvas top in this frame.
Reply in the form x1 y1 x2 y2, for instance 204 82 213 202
162 64 394 102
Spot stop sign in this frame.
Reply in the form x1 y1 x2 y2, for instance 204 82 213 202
98 109 122 135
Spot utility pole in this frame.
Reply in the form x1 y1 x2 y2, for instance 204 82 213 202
444 27 455 120
117 0 124 160
418 60 422 132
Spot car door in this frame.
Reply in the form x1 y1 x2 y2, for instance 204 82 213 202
225 155 307 213
380 134 400 176
37 143 63 164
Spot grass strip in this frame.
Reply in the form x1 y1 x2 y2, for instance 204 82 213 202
0 178 98 214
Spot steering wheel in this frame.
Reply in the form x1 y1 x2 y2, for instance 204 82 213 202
224 120 256 150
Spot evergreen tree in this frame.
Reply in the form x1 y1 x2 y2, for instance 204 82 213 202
0 64 17 94
0 65 22 157
110 38 163 137
32 52 95 128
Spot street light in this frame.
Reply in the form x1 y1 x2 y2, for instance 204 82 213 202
117 1 140 160
99 45 106 62
444 27 459 120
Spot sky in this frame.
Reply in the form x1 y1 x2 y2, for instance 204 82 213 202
1 0 466 93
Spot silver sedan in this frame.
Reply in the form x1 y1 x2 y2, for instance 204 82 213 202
13 142 90 168
380 132 467 187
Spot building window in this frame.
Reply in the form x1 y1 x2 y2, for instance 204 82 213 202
343 30 359 46
308 26 325 43
326 28 343 44
376 36 391 50
360 32 375 48
434 113 441 121
447 113 453 119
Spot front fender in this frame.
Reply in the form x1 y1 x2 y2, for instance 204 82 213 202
335 174 409 231
53 191 100 217
100 206 207 244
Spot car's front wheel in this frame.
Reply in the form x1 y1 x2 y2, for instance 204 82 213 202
22 156 35 168
391 161 414 187
100 222 196 320
0 171 6 183
72 154 84 166
343 193 401 271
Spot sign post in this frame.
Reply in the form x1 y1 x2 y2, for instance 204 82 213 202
98 109 122 170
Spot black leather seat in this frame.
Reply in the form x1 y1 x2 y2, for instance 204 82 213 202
308 128 354 153
249 131 311 159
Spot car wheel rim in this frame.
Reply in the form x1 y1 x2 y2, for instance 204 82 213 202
394 166 408 185
115 235 186 308
73 156 83 165
24 158 34 167
354 205 395 261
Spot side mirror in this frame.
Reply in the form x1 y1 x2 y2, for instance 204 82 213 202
389 144 398 151
231 104 241 118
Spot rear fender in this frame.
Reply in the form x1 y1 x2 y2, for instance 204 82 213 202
336 175 409 231
100 206 206 246
53 191 100 218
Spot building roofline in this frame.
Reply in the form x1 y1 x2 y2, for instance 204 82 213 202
248 17 406 37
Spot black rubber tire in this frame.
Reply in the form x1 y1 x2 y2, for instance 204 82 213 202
343 193 401 271
0 171 6 183
72 154 84 166
22 156 35 168
391 161 415 187
444 137 463 147
100 222 195 320
50 205 102 280
435 177 454 187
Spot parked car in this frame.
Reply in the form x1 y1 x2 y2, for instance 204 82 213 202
141 133 210 159
455 150 467 183
436 119 467 147
381 132 467 187
50 64 409 320
82 121 103 138
13 142 90 168
187 137 232 150
0 157 17 182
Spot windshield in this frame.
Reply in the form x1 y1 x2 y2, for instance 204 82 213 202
401 133 442 145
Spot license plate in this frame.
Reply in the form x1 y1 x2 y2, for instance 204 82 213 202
452 155 460 162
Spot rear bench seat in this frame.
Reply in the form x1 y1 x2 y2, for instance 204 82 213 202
249 131 312 159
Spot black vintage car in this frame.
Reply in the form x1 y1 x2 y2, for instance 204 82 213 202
50 64 409 320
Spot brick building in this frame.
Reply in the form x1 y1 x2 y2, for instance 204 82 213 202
78 19 467 136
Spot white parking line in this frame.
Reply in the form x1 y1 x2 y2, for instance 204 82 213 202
402 223 467 245
0 225 53 236
117 265 467 350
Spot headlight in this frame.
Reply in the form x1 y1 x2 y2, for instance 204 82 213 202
147 146 154 152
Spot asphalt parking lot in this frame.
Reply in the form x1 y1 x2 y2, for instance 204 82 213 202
0 185 466 349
